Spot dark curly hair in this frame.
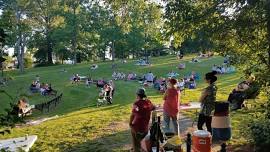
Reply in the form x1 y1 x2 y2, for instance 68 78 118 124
205 71 217 84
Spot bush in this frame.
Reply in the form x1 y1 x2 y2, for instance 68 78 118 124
246 118 270 152
24 57 33 68
34 62 55 67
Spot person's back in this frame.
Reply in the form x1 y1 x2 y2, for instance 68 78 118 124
163 88 180 117
146 72 154 82
132 99 154 133
201 83 217 115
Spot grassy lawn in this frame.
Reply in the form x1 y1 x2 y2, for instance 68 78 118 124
0 55 266 151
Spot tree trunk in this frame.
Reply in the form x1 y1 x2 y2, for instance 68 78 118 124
46 32 53 64
19 34 25 72
112 41 115 61
103 49 106 61
72 4 77 64
45 14 53 64
266 0 270 67
15 9 24 73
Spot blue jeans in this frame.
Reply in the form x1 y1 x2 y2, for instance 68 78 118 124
163 112 178 134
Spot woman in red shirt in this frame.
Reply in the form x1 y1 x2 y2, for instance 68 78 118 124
163 78 180 134
130 88 155 152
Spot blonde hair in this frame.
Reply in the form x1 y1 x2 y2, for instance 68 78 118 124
248 75 255 82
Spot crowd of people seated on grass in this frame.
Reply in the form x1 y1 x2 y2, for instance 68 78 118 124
212 64 236 74
198 51 214 58
153 76 197 94
153 78 167 93
228 75 259 110
30 80 57 96
112 71 126 80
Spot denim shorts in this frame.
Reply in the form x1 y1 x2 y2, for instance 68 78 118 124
212 128 232 141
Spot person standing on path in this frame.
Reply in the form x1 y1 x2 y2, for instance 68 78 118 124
163 78 181 134
129 88 155 152
197 71 218 134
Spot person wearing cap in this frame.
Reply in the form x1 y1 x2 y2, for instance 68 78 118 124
163 78 180 134
197 71 218 134
129 88 155 152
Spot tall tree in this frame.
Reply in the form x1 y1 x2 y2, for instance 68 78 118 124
28 0 62 64
0 0 31 72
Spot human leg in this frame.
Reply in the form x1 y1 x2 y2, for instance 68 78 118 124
131 129 147 152
131 129 140 152
163 112 171 132
171 115 179 134
205 115 212 134
197 114 206 130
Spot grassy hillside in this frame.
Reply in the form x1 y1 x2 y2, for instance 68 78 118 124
0 55 263 151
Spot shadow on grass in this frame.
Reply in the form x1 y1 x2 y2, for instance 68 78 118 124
60 129 131 152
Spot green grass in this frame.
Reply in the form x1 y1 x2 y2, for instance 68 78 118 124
0 55 266 151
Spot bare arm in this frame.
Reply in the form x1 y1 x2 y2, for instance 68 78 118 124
163 90 168 100
129 113 134 127
199 89 208 103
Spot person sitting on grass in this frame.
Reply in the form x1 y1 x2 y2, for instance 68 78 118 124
40 83 47 96
127 73 137 81
30 81 39 93
45 84 57 96
71 74 80 84
15 98 34 117
177 78 185 92
97 79 106 88
191 58 200 63
86 78 92 87
163 78 180 134
190 71 200 80
144 71 155 84
130 88 155 152
178 63 185 69
90 64 98 70
167 70 179 78
189 78 197 89
197 71 218 134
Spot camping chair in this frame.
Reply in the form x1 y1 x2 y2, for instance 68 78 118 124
97 89 112 107
243 89 260 109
